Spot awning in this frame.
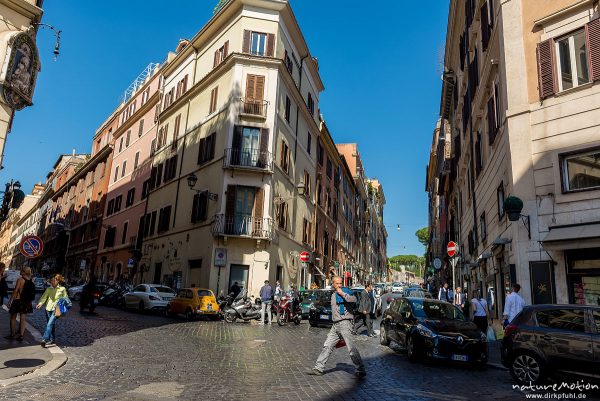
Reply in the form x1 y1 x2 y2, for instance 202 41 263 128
541 223 600 250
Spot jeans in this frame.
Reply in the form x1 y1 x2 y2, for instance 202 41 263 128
314 319 365 373
43 310 57 342
353 312 374 335
260 301 272 324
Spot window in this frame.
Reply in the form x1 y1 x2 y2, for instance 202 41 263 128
156 163 163 187
317 143 324 165
326 159 332 179
103 226 116 248
213 41 229 68
126 188 135 207
284 96 291 123
284 50 293 74
134 152 140 170
114 166 119 183
251 32 267 56
302 218 311 244
163 155 178 182
562 149 600 192
119 137 123 153
480 212 487 242
303 170 311 197
114 195 122 213
307 132 312 155
138 119 145 137
121 221 128 245
125 130 131 147
280 140 290 174
121 160 127 177
142 179 150 199
191 192 208 223
107 199 115 216
157 205 172 233
497 183 505 219
198 132 216 165
277 202 288 230
173 115 181 149
475 132 483 175
317 185 322 206
556 29 589 91
536 309 586 332
307 93 314 115
209 87 218 114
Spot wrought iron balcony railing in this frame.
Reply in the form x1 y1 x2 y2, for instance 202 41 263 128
223 148 273 172
240 98 268 118
211 213 273 240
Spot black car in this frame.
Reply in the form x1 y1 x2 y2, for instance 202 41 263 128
380 297 488 366
308 288 361 327
501 304 600 384
402 287 433 299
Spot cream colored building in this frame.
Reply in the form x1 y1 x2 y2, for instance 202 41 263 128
429 0 600 314
140 0 322 296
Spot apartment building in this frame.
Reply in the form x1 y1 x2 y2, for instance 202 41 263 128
428 0 600 313
96 63 162 283
139 0 322 296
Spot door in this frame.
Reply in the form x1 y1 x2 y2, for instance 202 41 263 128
240 127 260 167
229 264 249 294
529 261 556 304
153 262 162 284
234 187 255 235
535 308 594 375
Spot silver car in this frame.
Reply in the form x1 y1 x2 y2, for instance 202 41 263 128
124 284 176 312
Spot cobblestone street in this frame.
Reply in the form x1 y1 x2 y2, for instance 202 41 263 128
0 306 559 401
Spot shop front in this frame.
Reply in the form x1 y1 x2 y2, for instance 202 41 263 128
566 248 600 306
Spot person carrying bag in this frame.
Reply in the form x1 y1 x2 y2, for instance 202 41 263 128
36 274 68 347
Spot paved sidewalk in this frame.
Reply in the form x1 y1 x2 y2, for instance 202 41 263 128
0 305 66 387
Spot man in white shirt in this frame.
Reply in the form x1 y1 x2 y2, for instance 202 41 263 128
503 283 526 326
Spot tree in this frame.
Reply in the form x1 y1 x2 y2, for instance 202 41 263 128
389 255 424 275
415 227 429 248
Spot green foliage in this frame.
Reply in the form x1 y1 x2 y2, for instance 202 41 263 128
415 227 429 248
389 255 425 274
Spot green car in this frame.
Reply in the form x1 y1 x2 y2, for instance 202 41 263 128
299 290 319 319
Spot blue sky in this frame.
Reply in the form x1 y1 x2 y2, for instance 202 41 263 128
2 0 449 257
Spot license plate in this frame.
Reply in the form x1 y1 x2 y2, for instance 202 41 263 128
451 354 468 362
320 314 330 320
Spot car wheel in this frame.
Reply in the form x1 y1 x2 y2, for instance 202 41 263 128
138 300 145 313
510 352 545 384
185 308 195 321
309 321 317 327
406 335 420 362
379 325 390 346
294 316 301 325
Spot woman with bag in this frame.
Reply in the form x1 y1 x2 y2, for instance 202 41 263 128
471 290 489 334
4 267 35 341
36 274 68 347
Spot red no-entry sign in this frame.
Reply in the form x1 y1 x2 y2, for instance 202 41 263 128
447 241 457 257
299 251 310 262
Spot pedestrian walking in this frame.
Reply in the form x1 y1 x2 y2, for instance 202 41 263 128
259 280 273 325
453 287 466 316
308 276 366 378
4 267 36 341
471 290 489 334
36 274 68 347
0 262 8 306
438 282 451 302
502 283 526 327
352 283 376 337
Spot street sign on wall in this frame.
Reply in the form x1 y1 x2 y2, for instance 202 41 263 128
214 248 227 267
19 235 43 259
433 258 442 270
447 241 457 257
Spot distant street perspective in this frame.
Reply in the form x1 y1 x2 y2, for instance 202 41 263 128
0 0 599 400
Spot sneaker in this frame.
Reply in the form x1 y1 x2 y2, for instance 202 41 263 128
4 334 15 340
307 368 324 376
40 341 46 348
354 370 367 378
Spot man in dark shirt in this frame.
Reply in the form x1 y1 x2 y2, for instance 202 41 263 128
229 282 241 298
352 283 375 337
259 280 273 325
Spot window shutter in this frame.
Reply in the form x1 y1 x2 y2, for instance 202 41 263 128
214 49 219 68
245 75 256 100
537 39 556 99
209 132 216 159
149 166 157 189
242 30 251 53
266 33 275 57
226 185 236 218
487 96 496 145
481 3 490 51
198 137 206 164
259 128 269 167
587 18 600 82
489 0 494 27
191 194 199 223
223 40 229 58
183 75 188 93
254 187 264 219
255 76 265 101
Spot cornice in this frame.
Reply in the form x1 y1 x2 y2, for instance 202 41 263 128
0 0 43 20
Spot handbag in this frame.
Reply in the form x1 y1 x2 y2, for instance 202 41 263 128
486 326 496 342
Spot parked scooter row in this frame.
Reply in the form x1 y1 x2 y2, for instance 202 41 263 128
220 290 302 326
98 283 132 309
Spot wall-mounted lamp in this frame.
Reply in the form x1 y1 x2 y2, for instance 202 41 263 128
504 196 531 239
187 173 218 201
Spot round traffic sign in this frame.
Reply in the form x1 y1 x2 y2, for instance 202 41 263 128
433 258 442 270
299 251 310 263
19 235 44 259
447 241 457 257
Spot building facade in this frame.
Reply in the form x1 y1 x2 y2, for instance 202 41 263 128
428 0 600 315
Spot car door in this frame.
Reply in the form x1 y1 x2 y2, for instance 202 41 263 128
591 309 600 373
396 299 412 346
535 308 594 375
127 285 145 307
170 290 184 314
382 300 400 342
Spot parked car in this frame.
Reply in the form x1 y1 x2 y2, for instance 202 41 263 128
391 282 404 293
33 277 46 292
308 288 361 327
501 304 600 385
381 292 404 311
5 270 21 291
402 287 433 299
68 285 85 301
380 297 488 366
124 284 176 312
166 288 219 320
299 289 318 319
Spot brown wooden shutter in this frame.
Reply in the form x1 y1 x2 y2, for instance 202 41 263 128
266 33 275 57
253 187 264 218
245 75 256 100
255 76 265 101
487 96 496 145
587 18 600 82
198 137 206 164
182 75 188 93
174 114 181 137
191 194 200 223
226 185 237 218
481 2 490 51
259 128 269 167
537 39 556 99
214 49 220 68
209 132 216 159
242 30 251 53
223 40 229 58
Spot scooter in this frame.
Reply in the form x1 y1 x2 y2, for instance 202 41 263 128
223 291 262 323
217 292 235 318
276 295 302 326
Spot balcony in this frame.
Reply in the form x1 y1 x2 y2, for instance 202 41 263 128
223 148 273 173
211 214 273 240
240 98 267 119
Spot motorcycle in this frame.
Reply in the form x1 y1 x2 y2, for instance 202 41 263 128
79 284 98 313
223 290 262 323
217 292 235 318
276 295 302 326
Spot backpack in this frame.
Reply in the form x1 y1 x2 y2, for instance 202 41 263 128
21 279 36 302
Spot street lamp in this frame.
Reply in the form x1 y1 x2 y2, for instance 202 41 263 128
187 173 218 201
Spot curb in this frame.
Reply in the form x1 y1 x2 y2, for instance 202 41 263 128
0 305 67 387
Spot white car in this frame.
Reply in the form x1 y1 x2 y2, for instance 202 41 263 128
5 270 22 291
124 284 176 312
68 285 85 301
391 282 403 293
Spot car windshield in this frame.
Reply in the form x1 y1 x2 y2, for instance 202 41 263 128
151 286 174 293
314 291 333 306
411 300 465 320
405 289 428 298
197 290 212 297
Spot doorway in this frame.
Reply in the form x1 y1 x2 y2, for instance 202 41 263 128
229 264 249 293
153 262 162 284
